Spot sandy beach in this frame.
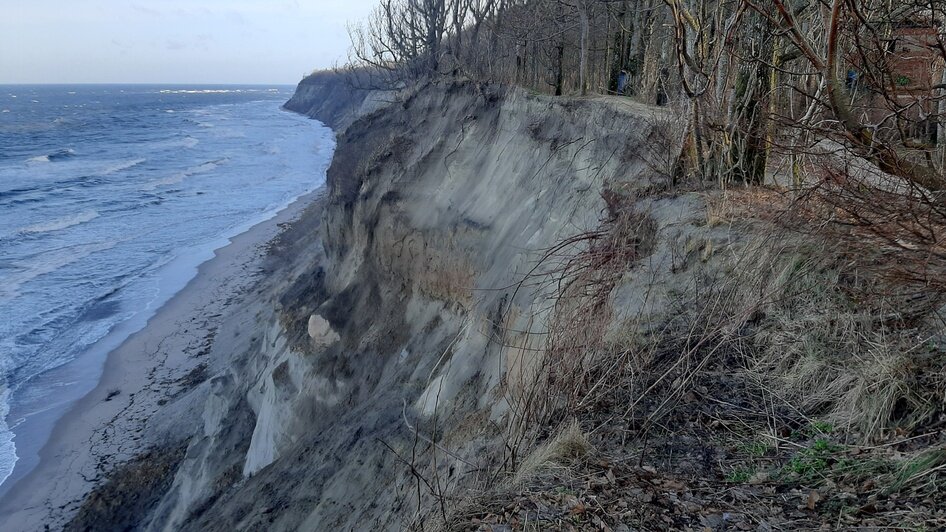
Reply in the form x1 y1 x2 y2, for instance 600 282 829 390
0 189 324 530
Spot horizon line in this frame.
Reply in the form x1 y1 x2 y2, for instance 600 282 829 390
0 81 301 86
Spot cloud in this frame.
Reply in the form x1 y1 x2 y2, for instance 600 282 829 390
165 34 212 51
131 5 163 16
0 0 382 83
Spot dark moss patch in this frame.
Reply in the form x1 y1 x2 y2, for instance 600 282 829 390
64 445 186 532
176 363 209 391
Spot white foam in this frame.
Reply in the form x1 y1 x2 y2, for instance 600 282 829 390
141 159 226 190
158 89 256 94
0 384 16 489
26 148 75 164
19 210 99 235
148 137 199 151
101 158 146 175
0 241 116 301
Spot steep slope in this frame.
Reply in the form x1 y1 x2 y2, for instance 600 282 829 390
104 79 675 531
63 72 946 531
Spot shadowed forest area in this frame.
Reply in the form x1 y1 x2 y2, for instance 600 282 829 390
345 0 946 188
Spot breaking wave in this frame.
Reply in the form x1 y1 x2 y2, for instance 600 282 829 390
100 158 147 176
158 89 273 94
141 159 227 190
0 384 15 490
26 149 76 164
0 241 117 301
18 210 100 235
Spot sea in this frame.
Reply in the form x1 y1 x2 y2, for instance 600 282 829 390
0 85 333 489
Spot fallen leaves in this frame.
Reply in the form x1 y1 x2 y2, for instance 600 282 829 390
806 490 821 510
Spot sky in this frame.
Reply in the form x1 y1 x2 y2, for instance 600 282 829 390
0 0 379 84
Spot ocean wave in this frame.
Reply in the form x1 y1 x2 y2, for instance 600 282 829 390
153 136 199 149
19 210 100 235
158 89 260 94
0 383 16 490
0 92 329 494
141 159 227 190
101 158 146 176
0 241 117 301
26 148 76 164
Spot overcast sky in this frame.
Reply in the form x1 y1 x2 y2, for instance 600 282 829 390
0 0 379 84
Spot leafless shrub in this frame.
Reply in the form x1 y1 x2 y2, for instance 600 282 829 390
625 104 692 186
503 196 945 473
531 205 657 416
495 197 661 464
788 164 946 308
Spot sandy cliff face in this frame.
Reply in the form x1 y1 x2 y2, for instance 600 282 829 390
283 70 397 134
112 77 679 531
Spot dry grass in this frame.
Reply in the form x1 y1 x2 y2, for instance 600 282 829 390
539 206 658 412
511 189 944 457
704 187 790 227
742 244 938 440
457 177 946 531
673 191 946 443
514 420 592 484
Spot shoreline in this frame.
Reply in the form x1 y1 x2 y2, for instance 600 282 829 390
0 187 324 529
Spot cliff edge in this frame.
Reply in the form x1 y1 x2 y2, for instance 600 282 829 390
147 77 673 530
64 73 946 531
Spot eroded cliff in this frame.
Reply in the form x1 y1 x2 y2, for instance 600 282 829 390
64 72 946 531
75 78 674 530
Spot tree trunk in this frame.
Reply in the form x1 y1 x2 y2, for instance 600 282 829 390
556 43 565 96
938 60 946 169
579 2 590 95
